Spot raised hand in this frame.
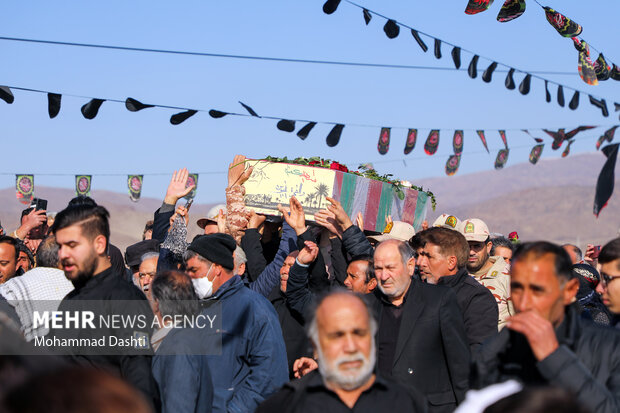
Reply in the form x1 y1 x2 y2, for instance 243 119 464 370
325 197 353 232
16 209 47 239
247 210 266 230
216 209 227 233
293 356 318 379
297 241 319 265
355 211 364 230
314 209 342 238
277 196 307 235
506 311 559 361
164 168 194 205
228 154 254 187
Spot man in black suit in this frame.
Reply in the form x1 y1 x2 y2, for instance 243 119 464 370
369 239 470 413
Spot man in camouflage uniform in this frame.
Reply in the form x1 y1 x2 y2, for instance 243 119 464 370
460 218 514 329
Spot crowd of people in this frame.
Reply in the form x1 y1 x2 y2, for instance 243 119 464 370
0 154 619 413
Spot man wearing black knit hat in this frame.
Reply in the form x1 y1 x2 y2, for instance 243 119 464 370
184 233 288 413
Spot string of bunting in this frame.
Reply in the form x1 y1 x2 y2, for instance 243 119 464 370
0 83 618 177
463 0 620 87
320 0 619 118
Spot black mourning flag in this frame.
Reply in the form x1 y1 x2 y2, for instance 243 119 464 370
277 119 296 132
505 68 516 90
451 47 461 69
170 109 197 125
468 55 479 79
81 99 105 119
589 95 609 117
593 143 620 217
209 109 228 118
384 20 400 39
326 124 345 147
519 74 531 95
0 86 14 104
323 0 341 15
482 62 498 83
557 85 565 107
297 122 317 140
544 80 551 103
569 91 580 110
434 39 442 59
363 9 372 25
47 93 61 119
411 29 428 52
239 101 260 117
125 98 154 112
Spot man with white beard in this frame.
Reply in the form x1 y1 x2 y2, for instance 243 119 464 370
257 290 427 412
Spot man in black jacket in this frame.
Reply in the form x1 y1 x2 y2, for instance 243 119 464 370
416 227 498 352
52 204 156 403
257 290 427 413
369 239 470 413
471 241 620 413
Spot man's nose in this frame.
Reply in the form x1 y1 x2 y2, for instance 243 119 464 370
343 334 357 353
595 282 606 295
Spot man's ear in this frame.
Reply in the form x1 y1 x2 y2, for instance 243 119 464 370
406 257 416 276
486 241 493 255
367 277 377 292
562 278 580 305
93 234 107 255
448 255 458 272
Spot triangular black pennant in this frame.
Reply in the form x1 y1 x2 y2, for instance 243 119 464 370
557 85 565 107
410 29 428 52
468 55 479 79
434 39 442 59
47 93 61 119
544 80 552 102
0 86 15 104
505 68 515 89
239 101 260 117
569 91 580 110
277 119 296 132
482 62 498 83
594 143 620 217
125 97 154 112
384 20 400 39
322 0 341 15
297 122 317 140
80 98 105 120
170 109 197 125
518 74 531 95
451 47 461 69
208 109 228 118
363 8 372 25
326 124 345 147
589 95 609 117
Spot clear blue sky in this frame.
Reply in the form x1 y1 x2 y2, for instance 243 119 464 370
0 0 618 204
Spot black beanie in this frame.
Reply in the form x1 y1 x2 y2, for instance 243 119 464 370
188 233 236 270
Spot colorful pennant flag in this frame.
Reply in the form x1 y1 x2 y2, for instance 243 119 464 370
184 173 198 200
529 144 544 164
498 130 508 149
15 175 34 205
378 127 391 155
562 139 575 158
573 38 598 86
127 175 143 202
75 175 92 197
465 0 495 15
476 130 489 153
494 149 509 169
497 0 526 22
596 126 618 150
594 54 611 81
543 7 582 37
404 129 417 154
594 143 620 217
453 130 464 155
424 130 440 155
445 154 461 176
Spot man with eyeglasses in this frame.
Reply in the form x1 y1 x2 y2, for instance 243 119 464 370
596 238 620 329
